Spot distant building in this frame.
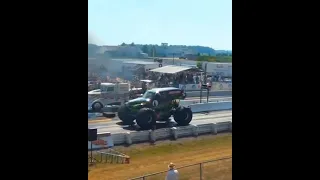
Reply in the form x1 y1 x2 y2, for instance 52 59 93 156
99 46 120 56
139 52 149 58
161 43 168 47
116 46 143 57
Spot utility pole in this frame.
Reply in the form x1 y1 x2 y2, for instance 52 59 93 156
207 84 209 103
172 53 175 65
200 63 207 103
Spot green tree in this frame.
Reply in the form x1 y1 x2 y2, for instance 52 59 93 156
196 55 216 62
216 56 232 62
196 61 203 69
130 42 135 46
141 45 149 54
88 44 99 57
121 42 126 46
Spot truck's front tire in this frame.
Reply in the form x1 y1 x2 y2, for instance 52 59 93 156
173 106 193 126
182 92 187 99
118 105 135 125
92 102 103 112
136 108 157 130
103 113 116 118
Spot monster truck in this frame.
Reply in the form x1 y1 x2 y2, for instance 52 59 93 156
117 87 191 129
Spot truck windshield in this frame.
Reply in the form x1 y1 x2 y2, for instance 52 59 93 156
142 91 155 99
101 86 107 92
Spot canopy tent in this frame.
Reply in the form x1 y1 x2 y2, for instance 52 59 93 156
149 65 192 74
140 79 153 83
187 67 203 73
122 60 158 65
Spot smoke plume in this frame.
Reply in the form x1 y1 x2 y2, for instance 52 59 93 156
88 31 103 45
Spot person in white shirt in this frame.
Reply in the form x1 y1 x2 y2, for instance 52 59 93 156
166 162 179 180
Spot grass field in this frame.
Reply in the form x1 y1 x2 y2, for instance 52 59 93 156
216 56 232 63
88 133 232 180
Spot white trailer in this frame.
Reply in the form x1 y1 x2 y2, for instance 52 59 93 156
88 82 130 112
202 62 232 77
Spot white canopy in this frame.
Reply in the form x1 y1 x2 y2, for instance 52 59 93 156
149 65 192 74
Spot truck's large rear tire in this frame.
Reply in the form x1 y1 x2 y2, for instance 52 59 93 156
118 105 135 125
173 106 193 126
136 108 157 130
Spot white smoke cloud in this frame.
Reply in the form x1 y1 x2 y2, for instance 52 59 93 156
88 31 104 45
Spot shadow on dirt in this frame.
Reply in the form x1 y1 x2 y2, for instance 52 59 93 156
117 120 177 131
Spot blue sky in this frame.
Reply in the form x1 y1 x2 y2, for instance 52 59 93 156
88 0 232 50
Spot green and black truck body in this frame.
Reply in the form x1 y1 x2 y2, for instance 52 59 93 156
118 87 192 129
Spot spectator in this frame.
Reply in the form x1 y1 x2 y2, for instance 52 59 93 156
195 75 199 84
166 162 179 180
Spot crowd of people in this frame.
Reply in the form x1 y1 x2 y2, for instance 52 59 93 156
88 72 128 83
88 71 129 91
132 69 231 87
131 70 201 87
88 67 232 91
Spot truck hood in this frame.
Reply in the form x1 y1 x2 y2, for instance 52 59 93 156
88 91 101 95
126 97 150 106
